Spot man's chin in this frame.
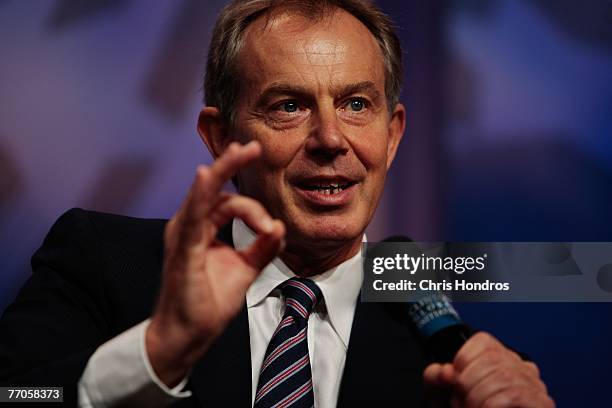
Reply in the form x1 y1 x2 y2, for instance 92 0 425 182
288 216 364 246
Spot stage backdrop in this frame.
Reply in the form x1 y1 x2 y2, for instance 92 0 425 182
1 1 611 405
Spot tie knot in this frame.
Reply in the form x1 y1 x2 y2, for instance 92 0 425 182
280 277 323 320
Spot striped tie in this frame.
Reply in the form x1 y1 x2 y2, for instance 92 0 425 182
254 277 323 408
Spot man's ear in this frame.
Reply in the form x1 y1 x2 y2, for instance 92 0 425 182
386 102 406 170
197 107 227 159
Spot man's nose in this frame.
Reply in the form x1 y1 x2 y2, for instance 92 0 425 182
305 108 349 159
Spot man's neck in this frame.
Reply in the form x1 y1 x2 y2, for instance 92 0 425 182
279 236 363 277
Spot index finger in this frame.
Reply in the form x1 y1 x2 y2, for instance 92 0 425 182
170 140 262 244
208 140 262 191
180 140 262 225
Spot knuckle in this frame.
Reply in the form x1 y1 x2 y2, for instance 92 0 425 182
473 331 495 345
454 375 471 395
490 366 517 386
454 353 468 370
524 361 541 377
500 366 519 383
506 349 521 363
483 348 506 366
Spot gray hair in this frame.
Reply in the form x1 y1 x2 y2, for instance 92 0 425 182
204 0 403 125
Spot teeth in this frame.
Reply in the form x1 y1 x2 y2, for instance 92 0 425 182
315 187 343 194
309 183 347 189
304 181 351 194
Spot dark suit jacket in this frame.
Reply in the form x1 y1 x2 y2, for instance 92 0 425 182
0 208 431 407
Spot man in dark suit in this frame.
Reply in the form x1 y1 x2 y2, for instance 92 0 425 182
0 0 553 407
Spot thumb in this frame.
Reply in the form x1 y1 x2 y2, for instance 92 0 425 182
424 363 458 408
424 363 457 387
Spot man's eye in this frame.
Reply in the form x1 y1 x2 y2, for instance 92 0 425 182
279 101 299 113
347 98 366 112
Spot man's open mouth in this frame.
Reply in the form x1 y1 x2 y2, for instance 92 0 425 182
292 176 360 206
299 181 354 195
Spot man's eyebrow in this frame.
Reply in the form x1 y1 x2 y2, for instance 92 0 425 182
330 81 382 101
256 84 312 106
255 81 382 106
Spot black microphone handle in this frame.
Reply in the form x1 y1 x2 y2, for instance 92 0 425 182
425 322 474 363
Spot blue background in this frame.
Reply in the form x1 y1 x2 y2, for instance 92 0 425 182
1 1 611 405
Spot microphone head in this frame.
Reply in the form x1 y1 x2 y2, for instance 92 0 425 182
407 293 463 337
406 293 473 362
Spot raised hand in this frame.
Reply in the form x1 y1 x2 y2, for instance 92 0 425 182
146 141 285 387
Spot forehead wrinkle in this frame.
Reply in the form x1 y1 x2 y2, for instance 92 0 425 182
238 8 387 110
328 42 344 85
293 37 346 70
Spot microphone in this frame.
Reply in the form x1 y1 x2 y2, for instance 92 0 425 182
380 235 473 363
406 293 473 363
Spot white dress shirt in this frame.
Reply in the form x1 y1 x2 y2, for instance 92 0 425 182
78 218 364 407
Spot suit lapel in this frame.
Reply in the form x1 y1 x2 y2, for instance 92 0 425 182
337 299 429 407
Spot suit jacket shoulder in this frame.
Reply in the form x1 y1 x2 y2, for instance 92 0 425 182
33 208 168 329
0 208 169 404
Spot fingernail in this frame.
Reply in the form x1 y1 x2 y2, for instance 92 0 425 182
246 140 260 149
262 218 274 233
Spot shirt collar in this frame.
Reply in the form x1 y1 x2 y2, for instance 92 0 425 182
233 218 364 348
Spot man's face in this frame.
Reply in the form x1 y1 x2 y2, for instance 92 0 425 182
230 9 404 251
